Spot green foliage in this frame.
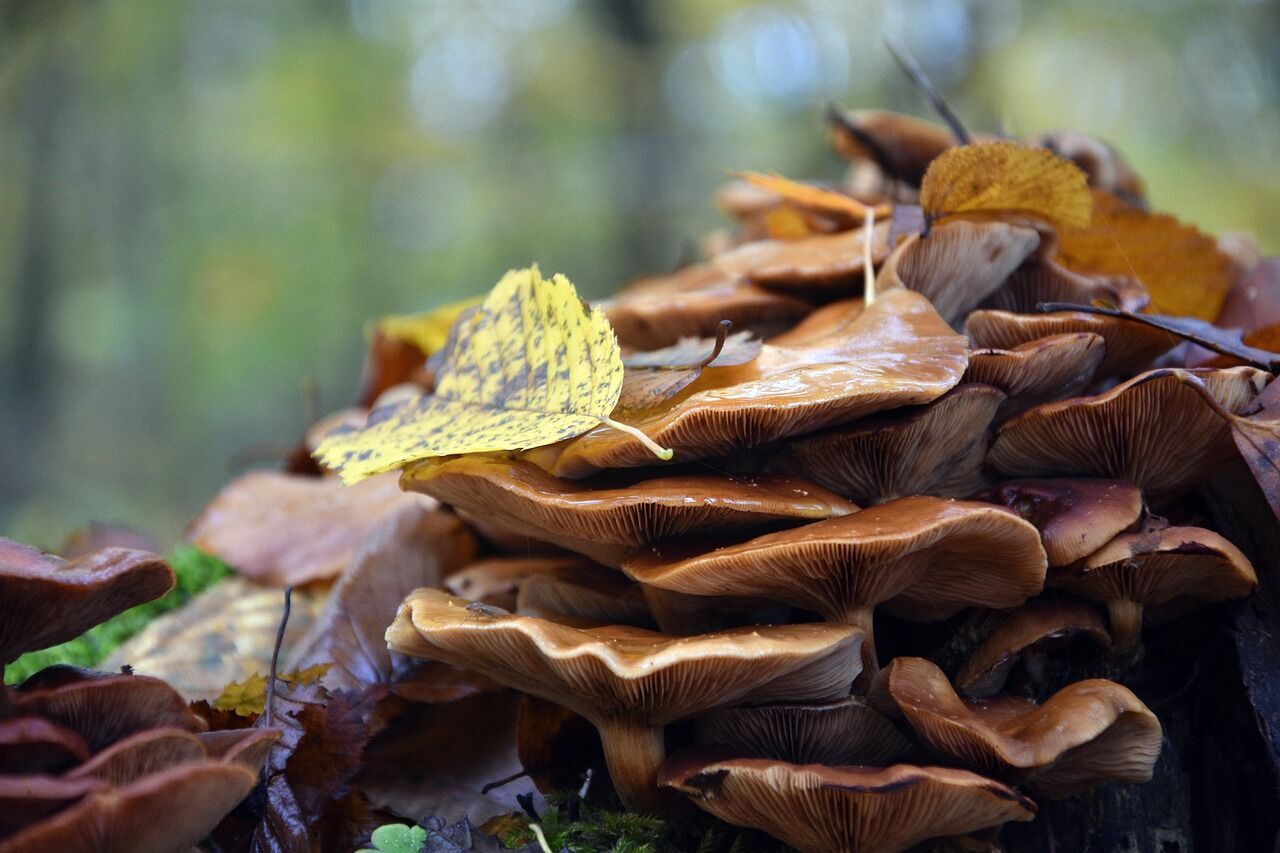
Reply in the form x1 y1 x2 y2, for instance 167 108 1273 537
357 823 427 853
4 546 233 684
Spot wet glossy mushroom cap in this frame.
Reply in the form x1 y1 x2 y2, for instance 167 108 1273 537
516 561 654 628
404 456 857 568
988 367 1270 502
882 657 1161 798
695 696 914 766
386 588 863 813
983 256 1148 315
659 748 1036 853
0 540 174 667
764 384 1005 505
545 288 970 477
876 220 1041 325
966 309 1178 378
0 718 90 775
964 333 1105 420
1052 526 1258 650
625 496 1046 672
601 264 812 351
970 479 1144 566
710 223 891 295
955 597 1112 697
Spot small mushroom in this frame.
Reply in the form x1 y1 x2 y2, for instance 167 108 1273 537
710 222 891 295
1036 130 1146 205
876 220 1041 325
969 478 1144 566
0 718 90 775
764 384 1005 504
0 540 174 673
827 108 962 186
602 264 812 350
695 696 914 766
444 555 593 611
963 333 1105 420
988 367 1269 502
544 289 970 477
983 256 1148 315
966 308 1178 379
659 748 1036 853
386 588 863 814
624 497 1047 674
882 657 1162 797
1052 527 1258 650
955 597 1112 697
516 561 654 627
404 456 857 568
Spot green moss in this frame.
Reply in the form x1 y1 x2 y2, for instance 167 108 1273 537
5 546 233 685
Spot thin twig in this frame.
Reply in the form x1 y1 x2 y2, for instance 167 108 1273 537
481 769 531 794
264 587 293 730
884 38 972 144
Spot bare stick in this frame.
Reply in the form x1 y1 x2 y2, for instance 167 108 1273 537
264 587 293 729
884 38 972 145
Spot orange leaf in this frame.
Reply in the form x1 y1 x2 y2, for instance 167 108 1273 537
1058 189 1234 320
738 171 889 220
920 142 1091 230
763 205 814 239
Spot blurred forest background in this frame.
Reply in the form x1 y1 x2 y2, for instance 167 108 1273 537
3 0 1279 548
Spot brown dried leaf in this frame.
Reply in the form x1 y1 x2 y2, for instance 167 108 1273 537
1229 380 1280 525
1057 189 1234 320
920 141 1091 230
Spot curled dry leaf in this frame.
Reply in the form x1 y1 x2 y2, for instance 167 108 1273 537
186 470 431 586
316 267 672 483
920 141 1092 230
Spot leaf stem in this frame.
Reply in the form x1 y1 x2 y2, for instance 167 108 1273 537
529 824 554 853
601 417 674 460
864 206 877 307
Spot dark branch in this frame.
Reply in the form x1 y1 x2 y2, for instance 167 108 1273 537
884 38 972 145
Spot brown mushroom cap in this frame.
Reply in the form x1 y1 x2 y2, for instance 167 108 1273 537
955 597 1112 697
659 748 1036 853
386 588 863 813
516 562 654 627
970 478 1144 567
624 496 1047 672
1036 130 1145 204
544 288 970 477
695 696 914 766
0 776 104 839
827 109 961 186
443 555 593 610
405 457 857 568
0 540 174 667
0 718 90 775
988 367 1270 502
876 220 1041 325
1053 526 1258 650
964 333 1105 419
64 728 209 787
639 586 792 636
764 384 1005 504
710 223 891 295
965 308 1178 378
883 657 1161 797
602 264 812 350
983 256 1148 315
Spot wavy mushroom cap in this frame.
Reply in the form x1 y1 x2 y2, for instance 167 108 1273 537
386 589 863 725
443 555 593 610
965 309 1178 379
710 222 891 295
983 256 1148 315
624 497 1047 624
764 384 1005 504
403 457 857 567
695 696 914 766
876 220 1041 325
988 367 1269 502
970 478 1144 566
659 749 1036 853
0 718 91 776
601 264 812 350
883 657 1161 798
955 597 1112 697
0 540 174 665
516 562 654 628
964 333 1105 419
545 289 970 477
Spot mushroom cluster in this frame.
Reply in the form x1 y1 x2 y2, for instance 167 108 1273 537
0 539 277 853
304 108 1273 852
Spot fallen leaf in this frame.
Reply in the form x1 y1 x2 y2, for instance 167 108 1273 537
187 470 431 585
736 171 887 221
315 266 672 483
516 695 610 800
1057 189 1234 320
378 298 483 358
1227 380 1280 524
762 205 815 239
920 141 1091 230
213 665 332 717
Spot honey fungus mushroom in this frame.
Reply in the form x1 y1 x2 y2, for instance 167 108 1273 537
963 333 1105 420
624 496 1047 673
881 657 1162 798
659 748 1036 853
402 456 857 568
1053 527 1258 650
385 588 864 814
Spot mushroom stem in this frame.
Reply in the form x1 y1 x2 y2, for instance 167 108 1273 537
1108 599 1145 652
595 717 685 816
843 605 878 682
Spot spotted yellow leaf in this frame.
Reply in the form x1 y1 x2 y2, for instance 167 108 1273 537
212 663 331 716
920 141 1091 230
316 266 672 482
377 296 483 357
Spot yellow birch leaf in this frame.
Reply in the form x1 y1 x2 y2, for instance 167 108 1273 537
376 296 483 357
316 266 672 482
212 663 333 717
920 141 1092 230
